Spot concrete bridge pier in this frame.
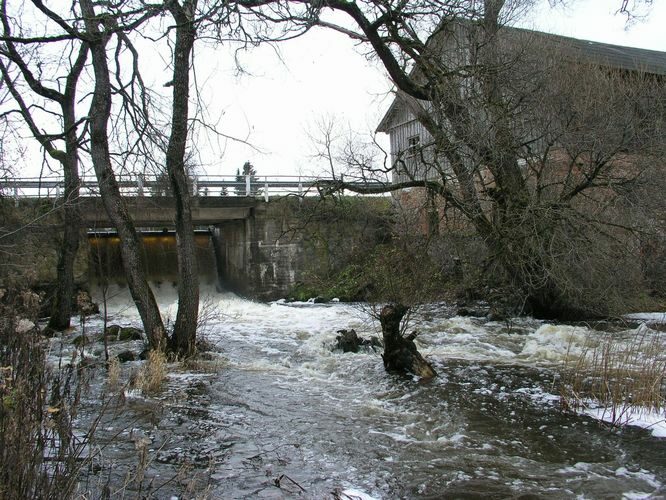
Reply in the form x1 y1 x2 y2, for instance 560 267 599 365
212 205 302 301
210 219 250 295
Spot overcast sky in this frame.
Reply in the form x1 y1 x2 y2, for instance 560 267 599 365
195 0 666 179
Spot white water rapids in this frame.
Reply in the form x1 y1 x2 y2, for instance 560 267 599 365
61 285 666 498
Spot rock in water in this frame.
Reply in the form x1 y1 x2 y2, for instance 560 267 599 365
379 304 436 379
334 329 383 353
105 324 144 341
335 329 363 353
117 350 136 362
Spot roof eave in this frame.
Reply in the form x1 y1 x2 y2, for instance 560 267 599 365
376 96 401 133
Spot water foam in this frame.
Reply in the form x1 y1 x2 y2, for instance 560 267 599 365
518 324 592 363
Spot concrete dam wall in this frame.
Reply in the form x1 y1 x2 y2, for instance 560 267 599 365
85 197 391 301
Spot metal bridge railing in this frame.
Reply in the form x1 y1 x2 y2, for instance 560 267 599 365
1 174 389 203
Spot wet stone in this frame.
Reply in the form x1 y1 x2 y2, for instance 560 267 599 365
116 350 136 363
456 307 487 318
334 329 382 353
105 325 144 341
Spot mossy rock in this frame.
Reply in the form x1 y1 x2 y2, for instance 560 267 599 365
287 265 370 303
104 325 121 338
118 327 143 341
286 282 318 302
105 325 144 341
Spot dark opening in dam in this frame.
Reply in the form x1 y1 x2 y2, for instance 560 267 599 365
88 230 221 289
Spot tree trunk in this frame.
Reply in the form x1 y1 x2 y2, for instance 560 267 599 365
166 0 199 356
0 15 88 331
380 304 436 378
47 50 86 330
81 0 166 350
47 161 80 330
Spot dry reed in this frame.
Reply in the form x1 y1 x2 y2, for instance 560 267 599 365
560 324 666 425
106 356 121 392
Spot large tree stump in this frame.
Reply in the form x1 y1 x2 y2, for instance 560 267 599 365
379 304 437 379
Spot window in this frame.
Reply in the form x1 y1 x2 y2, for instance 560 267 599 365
407 135 421 158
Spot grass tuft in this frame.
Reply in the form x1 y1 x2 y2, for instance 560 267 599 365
134 349 167 395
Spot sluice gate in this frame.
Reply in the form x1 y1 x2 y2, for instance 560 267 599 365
88 230 221 289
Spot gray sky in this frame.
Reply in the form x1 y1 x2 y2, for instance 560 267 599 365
201 0 666 179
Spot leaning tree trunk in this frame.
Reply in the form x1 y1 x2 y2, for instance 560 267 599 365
81 0 166 350
380 304 436 378
165 0 199 357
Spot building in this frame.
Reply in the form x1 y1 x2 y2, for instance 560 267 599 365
372 20 666 315
376 23 666 189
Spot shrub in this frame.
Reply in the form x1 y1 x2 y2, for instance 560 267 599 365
0 286 95 498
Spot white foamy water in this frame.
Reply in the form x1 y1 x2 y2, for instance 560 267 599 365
518 324 593 362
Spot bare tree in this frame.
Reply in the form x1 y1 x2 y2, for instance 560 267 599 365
164 0 199 356
79 0 168 349
0 1 170 345
0 0 229 353
0 1 88 330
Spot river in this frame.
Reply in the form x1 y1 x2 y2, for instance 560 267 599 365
67 286 666 499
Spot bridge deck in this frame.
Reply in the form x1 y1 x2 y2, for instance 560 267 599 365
2 174 389 201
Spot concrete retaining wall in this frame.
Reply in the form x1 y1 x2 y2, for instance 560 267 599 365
214 198 390 300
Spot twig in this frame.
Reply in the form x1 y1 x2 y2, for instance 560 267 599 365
273 474 306 493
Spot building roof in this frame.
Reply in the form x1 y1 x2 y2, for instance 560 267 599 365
376 25 666 133
531 29 666 76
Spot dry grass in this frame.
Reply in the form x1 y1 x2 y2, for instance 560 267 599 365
181 356 227 374
106 357 121 392
560 324 666 425
134 350 167 395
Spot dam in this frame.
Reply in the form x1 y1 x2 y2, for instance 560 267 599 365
88 230 221 289
81 196 391 300
83 198 301 300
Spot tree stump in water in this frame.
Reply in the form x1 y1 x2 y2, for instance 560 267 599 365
380 304 436 379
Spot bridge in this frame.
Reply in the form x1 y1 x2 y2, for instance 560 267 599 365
3 174 389 227
1 174 388 204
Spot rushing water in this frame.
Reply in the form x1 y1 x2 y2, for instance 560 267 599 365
68 285 666 499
